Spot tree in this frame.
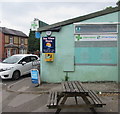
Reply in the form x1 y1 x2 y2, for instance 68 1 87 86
105 6 113 10
28 29 40 53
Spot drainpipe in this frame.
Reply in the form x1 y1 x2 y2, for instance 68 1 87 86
117 1 120 82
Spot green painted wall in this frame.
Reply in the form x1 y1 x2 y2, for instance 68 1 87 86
69 66 118 81
40 24 74 82
80 11 118 82
82 12 118 22
73 12 118 82
40 11 119 82
75 47 117 64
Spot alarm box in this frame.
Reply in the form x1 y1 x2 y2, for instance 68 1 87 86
45 53 54 61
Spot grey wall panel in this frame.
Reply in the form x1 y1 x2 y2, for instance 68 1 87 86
75 41 117 47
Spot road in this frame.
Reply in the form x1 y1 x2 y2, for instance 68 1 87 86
0 75 49 113
1 74 30 86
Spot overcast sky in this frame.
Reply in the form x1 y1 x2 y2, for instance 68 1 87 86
0 0 118 35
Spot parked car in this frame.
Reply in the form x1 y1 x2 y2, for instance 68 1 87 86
0 54 40 80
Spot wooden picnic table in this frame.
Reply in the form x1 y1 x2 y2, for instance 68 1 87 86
47 81 106 114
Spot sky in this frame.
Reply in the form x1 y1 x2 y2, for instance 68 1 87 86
0 0 118 35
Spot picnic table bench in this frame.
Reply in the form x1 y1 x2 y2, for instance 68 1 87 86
47 81 106 114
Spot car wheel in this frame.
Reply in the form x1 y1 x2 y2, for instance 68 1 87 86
12 71 20 80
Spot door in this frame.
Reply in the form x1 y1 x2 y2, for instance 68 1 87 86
7 49 11 57
18 56 32 75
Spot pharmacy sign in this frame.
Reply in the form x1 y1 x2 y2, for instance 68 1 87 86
75 35 117 41
31 19 39 31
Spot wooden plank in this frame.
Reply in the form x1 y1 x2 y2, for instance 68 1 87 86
64 82 71 92
54 91 57 106
61 82 66 92
57 104 97 108
47 91 58 107
72 81 80 92
50 92 54 106
77 81 88 93
74 81 84 92
91 90 102 105
62 81 87 93
70 81 77 92
88 90 102 105
47 92 52 106
90 90 102 104
89 91 99 105
68 81 75 92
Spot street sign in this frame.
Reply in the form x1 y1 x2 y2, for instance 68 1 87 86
31 69 40 84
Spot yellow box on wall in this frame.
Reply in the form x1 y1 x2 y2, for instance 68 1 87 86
45 53 54 61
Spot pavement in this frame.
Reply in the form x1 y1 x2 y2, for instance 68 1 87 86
4 77 120 113
6 77 119 95
6 77 63 94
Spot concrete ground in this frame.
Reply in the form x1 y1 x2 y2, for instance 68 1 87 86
3 77 120 113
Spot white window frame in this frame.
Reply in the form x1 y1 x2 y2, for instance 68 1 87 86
74 22 119 35
21 39 24 45
10 36 13 44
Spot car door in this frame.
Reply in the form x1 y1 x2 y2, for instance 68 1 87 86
18 56 32 75
30 56 39 70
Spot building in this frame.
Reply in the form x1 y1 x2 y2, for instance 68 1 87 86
38 5 120 82
0 27 28 60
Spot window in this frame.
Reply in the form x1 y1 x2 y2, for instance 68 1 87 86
14 36 19 44
3 55 23 64
25 39 28 45
75 24 118 34
10 36 13 44
5 35 9 43
21 39 24 45
20 56 31 63
30 56 38 61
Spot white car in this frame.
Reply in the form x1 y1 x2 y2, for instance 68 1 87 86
0 54 40 80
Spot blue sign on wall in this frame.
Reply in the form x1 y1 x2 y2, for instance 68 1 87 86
35 32 41 38
42 36 55 53
31 69 39 84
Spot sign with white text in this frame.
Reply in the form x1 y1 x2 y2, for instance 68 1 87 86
75 34 117 41
31 69 40 84
42 36 55 53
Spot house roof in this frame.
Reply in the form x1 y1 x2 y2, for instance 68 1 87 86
0 27 28 38
38 6 119 32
